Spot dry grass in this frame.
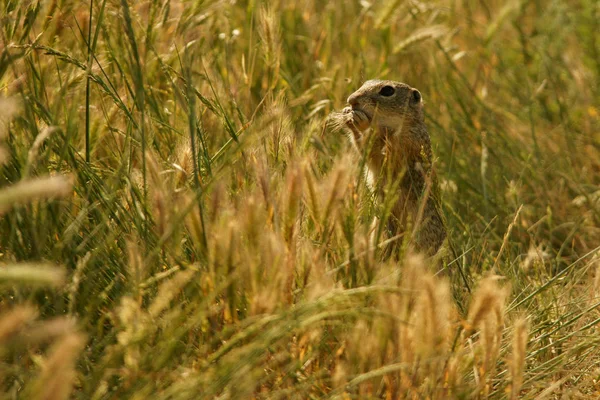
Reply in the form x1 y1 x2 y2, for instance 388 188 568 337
1 0 599 398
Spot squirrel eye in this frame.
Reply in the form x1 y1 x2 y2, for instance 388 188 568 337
379 86 395 97
412 89 421 103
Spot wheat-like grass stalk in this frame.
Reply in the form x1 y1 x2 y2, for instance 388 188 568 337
29 333 86 400
509 317 529 400
0 176 73 214
0 264 65 287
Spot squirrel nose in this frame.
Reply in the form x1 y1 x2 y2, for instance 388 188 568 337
347 93 359 106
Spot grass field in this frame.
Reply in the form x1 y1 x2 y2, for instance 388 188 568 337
1 0 599 398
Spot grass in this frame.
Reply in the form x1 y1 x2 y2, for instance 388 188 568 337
0 0 599 398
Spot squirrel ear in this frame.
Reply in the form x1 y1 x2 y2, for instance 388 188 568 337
411 89 422 104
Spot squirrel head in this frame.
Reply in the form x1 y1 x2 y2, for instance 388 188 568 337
346 80 424 134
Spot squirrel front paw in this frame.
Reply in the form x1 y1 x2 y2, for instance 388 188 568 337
343 106 370 131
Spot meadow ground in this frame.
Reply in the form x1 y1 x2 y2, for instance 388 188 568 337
0 0 599 398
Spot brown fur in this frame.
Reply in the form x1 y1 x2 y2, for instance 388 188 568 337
341 80 446 255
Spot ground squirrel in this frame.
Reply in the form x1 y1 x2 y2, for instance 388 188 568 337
332 80 446 256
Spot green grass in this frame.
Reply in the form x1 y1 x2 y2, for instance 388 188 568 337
1 0 599 398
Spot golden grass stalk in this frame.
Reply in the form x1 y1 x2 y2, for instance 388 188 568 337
393 25 450 54
67 252 91 315
29 333 86 400
126 239 145 300
466 275 509 396
509 317 529 400
493 204 523 269
149 269 195 318
0 175 73 214
145 151 167 232
263 93 293 162
484 0 523 44
185 194 207 255
467 276 508 331
303 161 321 224
391 253 456 396
258 6 281 89
322 156 352 225
0 306 38 343
414 275 451 360
282 164 303 244
172 142 194 190
0 263 65 287
332 361 348 389
116 296 144 371
24 317 78 345
0 96 20 140
26 126 60 170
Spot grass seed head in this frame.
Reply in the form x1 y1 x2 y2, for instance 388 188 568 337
0 306 38 344
24 317 78 345
258 7 281 69
327 109 354 134
0 97 20 140
30 333 86 400
149 269 195 318
0 263 65 288
0 175 74 215
126 240 145 296
414 275 452 359
173 142 194 189
27 126 60 169
144 151 170 236
282 163 303 244
467 275 509 392
467 275 509 333
509 317 529 400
